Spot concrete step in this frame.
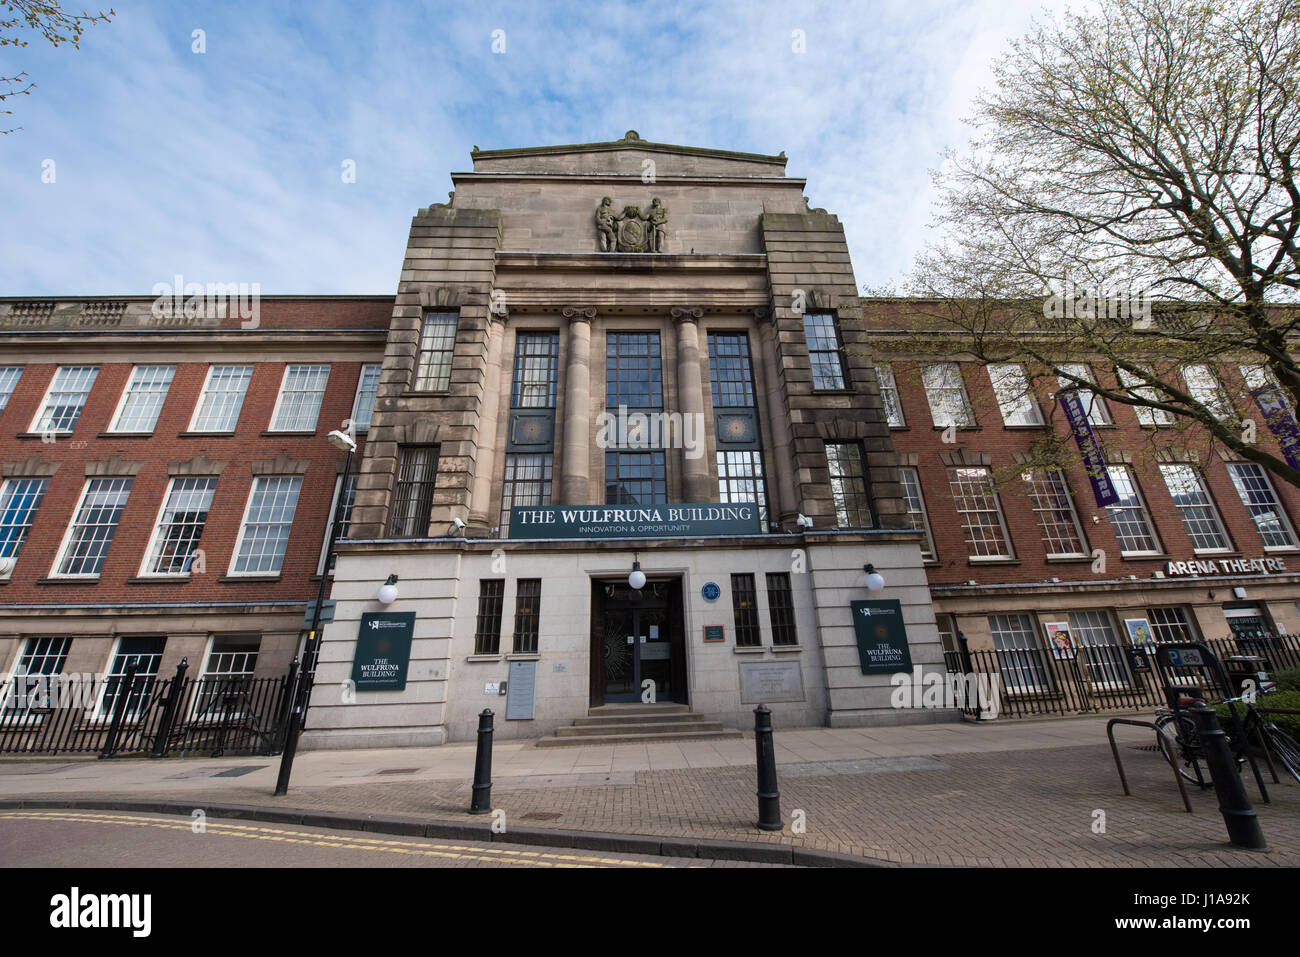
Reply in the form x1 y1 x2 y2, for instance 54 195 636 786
586 703 690 716
572 712 706 727
535 728 744 748
556 719 727 737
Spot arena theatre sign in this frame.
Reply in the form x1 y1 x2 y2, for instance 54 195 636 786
1165 556 1288 577
508 503 760 539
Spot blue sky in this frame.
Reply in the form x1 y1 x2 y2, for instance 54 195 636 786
1 0 1067 295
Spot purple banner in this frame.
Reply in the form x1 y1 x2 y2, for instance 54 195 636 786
1059 389 1120 507
1250 386 1300 473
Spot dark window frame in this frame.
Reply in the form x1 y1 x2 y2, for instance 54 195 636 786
389 445 439 538
765 572 798 646
802 313 848 391
512 579 542 654
732 573 761 647
474 579 506 655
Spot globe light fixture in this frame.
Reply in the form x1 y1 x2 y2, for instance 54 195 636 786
864 563 885 592
377 573 399 604
628 555 646 591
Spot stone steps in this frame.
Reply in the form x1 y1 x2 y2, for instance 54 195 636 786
536 704 744 747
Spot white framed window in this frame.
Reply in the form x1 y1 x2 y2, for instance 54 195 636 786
109 365 175 434
140 477 217 576
349 363 382 433
1225 462 1298 549
269 364 330 432
1 637 71 718
826 443 874 528
1022 469 1088 558
874 363 905 427
31 366 99 434
1057 363 1110 425
1159 464 1231 553
0 366 22 413
1182 364 1233 419
1146 606 1198 644
898 466 936 561
229 476 302 576
499 453 553 538
947 466 1014 559
414 312 457 391
189 365 253 432
317 473 358 575
1239 363 1278 393
1119 368 1176 426
803 313 847 390
1069 610 1133 689
989 614 1051 693
922 363 975 427
989 363 1043 426
191 635 261 720
95 636 165 720
51 478 132 578
0 477 49 576
717 450 770 531
1104 466 1161 555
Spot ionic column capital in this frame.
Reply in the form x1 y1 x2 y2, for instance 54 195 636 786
562 305 596 323
670 305 703 324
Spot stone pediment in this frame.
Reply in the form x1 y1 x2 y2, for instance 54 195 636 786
470 131 788 178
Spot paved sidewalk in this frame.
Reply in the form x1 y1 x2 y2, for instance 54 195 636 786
1 716 1296 866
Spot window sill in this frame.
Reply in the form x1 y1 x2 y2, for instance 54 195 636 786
733 646 765 655
1264 546 1300 553
888 425 909 431
218 575 282 583
127 575 191 585
16 431 72 440
1192 549 1239 558
466 654 503 663
931 425 979 431
1045 555 1094 564
401 390 452 399
179 431 236 438
771 644 802 653
35 576 100 585
261 430 318 437
1002 423 1048 430
1119 552 1170 561
967 557 1019 565
505 653 540 661
98 432 153 439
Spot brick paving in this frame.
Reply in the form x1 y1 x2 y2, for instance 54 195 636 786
2 719 1296 867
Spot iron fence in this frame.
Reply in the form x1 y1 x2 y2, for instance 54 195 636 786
0 658 308 758
943 632 1300 720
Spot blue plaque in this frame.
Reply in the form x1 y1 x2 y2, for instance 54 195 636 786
702 581 721 602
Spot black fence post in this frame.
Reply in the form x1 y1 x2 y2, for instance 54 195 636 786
1190 703 1267 850
99 659 138 759
271 657 300 755
469 709 494 814
149 658 189 759
754 705 782 831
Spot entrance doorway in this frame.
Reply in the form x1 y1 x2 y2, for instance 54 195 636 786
589 577 686 706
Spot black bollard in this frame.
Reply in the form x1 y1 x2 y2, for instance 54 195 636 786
469 708 494 814
754 705 782 831
1190 703 1266 850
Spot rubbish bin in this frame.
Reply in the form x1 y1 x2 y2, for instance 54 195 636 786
1223 655 1271 697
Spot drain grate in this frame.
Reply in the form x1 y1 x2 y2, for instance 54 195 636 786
377 767 421 775
520 811 563 821
211 766 267 778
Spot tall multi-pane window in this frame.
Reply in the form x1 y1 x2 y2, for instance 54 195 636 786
1119 369 1176 426
142 477 217 575
512 579 541 654
190 365 253 432
1069 611 1132 688
389 446 438 538
473 580 505 655
0 366 21 413
731 573 761 647
708 333 768 528
802 313 846 390
500 454 553 533
1057 363 1111 425
765 573 798 646
898 466 936 561
1159 464 1231 552
708 333 756 408
97 637 165 719
270 364 330 431
511 332 560 408
1146 607 1198 644
605 333 666 505
33 366 99 433
230 476 302 575
54 478 132 577
1182 364 1233 419
875 363 905 427
921 363 975 427
989 363 1043 426
414 312 457 391
947 467 1013 558
1021 469 1088 558
988 614 1051 692
1225 462 1298 549
319 474 359 574
717 451 768 528
1 637 71 716
110 365 175 433
0 477 48 572
1104 466 1161 555
350 363 382 432
826 443 874 528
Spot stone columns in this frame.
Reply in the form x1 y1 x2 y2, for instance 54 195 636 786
757 308 801 524
560 306 595 504
468 312 507 529
671 306 712 502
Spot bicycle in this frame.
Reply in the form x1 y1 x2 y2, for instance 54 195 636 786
1155 690 1300 786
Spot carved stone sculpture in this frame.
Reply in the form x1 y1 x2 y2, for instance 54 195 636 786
595 198 669 252
595 197 618 252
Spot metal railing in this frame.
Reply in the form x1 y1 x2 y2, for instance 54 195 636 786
0 658 307 758
943 632 1300 719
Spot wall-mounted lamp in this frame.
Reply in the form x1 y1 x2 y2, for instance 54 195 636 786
377 574 399 605
628 553 646 591
863 563 885 592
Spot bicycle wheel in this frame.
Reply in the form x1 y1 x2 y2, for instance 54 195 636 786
1156 713 1202 783
1262 724 1300 784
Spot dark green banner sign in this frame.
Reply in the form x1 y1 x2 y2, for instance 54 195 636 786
509 503 760 539
351 612 416 691
850 599 913 675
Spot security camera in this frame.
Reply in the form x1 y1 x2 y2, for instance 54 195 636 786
796 514 813 529
451 517 466 530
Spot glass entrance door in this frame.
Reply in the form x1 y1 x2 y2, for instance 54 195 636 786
600 584 676 703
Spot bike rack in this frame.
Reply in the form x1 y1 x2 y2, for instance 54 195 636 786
1106 717 1194 813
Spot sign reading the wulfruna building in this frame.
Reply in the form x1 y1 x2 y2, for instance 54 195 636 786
351 612 416 691
508 503 760 539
